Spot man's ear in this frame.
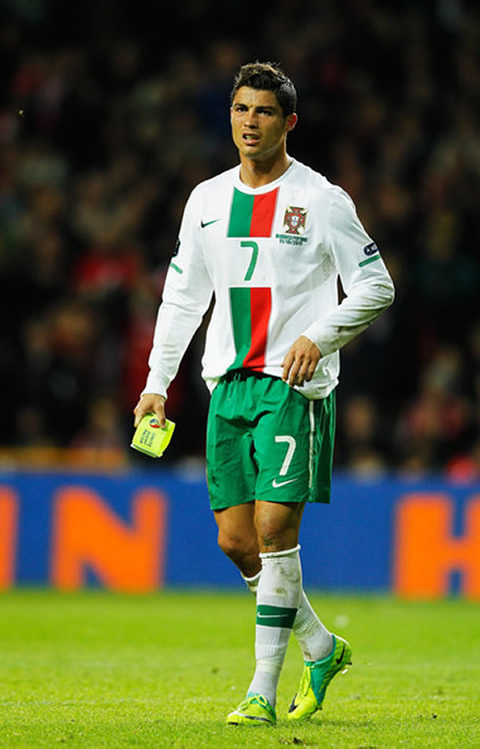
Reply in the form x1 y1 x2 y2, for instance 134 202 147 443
285 113 298 133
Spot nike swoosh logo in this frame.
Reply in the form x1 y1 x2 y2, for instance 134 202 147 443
272 478 298 488
257 613 287 619
336 644 346 665
200 219 220 228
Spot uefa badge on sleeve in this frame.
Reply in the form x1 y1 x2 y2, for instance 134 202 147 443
131 414 176 458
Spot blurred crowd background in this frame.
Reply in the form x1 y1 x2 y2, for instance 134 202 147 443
0 0 479 478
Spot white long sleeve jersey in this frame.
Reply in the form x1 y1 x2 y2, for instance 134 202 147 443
144 158 395 400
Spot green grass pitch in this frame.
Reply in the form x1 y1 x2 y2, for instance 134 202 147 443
0 591 478 747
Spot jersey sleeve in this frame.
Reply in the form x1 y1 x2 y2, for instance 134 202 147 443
303 187 395 356
143 187 213 398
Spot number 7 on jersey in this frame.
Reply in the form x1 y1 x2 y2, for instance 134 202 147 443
241 240 259 281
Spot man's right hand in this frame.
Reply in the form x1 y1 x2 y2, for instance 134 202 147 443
133 393 167 429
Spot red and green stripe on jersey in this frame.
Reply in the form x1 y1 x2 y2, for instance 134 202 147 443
229 287 272 370
227 187 276 371
228 187 279 237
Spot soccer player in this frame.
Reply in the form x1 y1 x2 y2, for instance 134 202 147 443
134 62 395 725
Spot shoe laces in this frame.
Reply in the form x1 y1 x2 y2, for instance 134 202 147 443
297 666 312 698
241 694 270 710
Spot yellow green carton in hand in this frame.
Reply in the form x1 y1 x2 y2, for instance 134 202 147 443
131 414 175 458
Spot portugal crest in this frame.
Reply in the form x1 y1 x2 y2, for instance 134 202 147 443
283 206 307 235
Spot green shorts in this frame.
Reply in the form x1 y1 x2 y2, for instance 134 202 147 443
206 371 336 511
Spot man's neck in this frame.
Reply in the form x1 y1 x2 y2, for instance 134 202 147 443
239 154 292 188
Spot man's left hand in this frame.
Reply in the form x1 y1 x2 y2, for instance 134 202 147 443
282 335 321 387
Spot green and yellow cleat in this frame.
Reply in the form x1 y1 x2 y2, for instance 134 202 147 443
288 634 352 721
227 694 276 726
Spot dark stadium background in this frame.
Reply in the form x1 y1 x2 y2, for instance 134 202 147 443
1 0 479 479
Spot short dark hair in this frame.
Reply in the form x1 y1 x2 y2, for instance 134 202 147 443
230 62 297 118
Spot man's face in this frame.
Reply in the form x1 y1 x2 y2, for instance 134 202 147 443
230 86 296 163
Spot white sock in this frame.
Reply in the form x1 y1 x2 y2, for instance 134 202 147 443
242 569 262 593
293 591 333 662
242 558 333 663
247 546 302 707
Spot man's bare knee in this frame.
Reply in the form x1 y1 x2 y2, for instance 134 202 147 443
217 528 253 559
217 529 241 558
254 500 304 553
217 530 260 575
